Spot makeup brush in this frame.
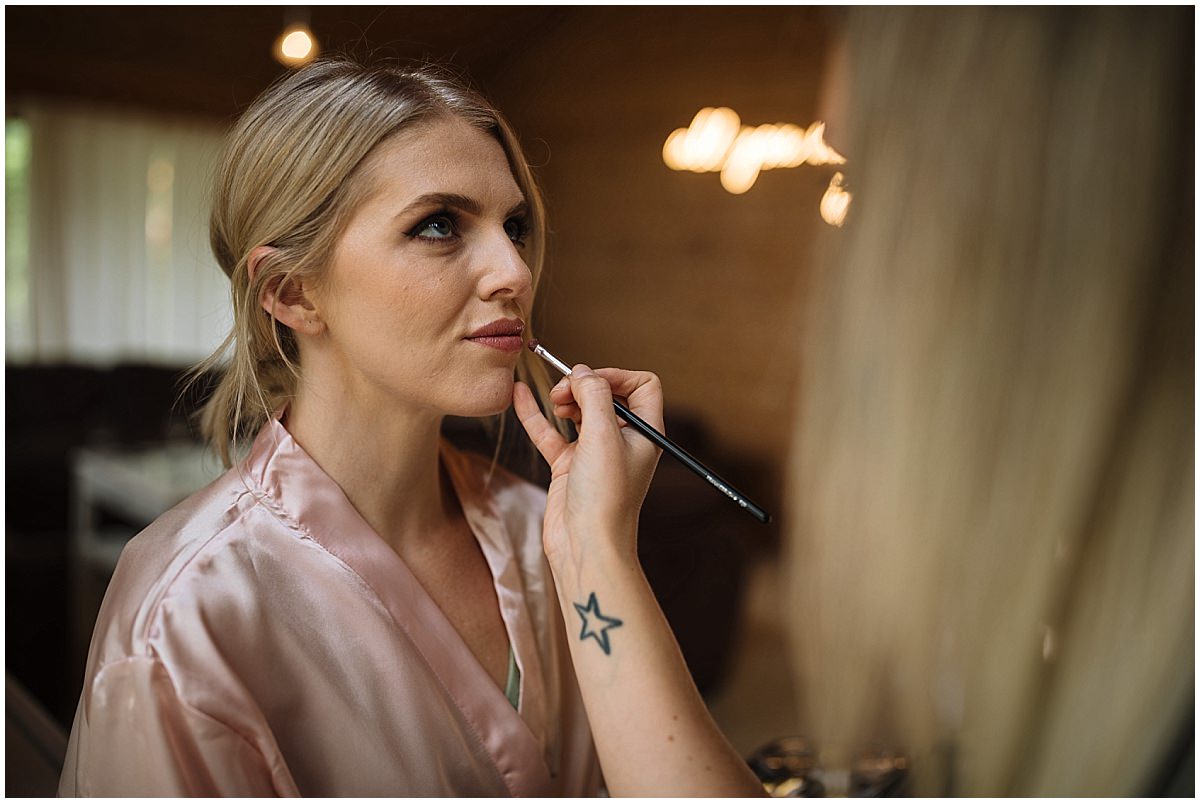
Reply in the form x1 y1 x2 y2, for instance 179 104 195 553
527 339 771 524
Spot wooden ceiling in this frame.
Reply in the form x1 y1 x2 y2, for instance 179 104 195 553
6 6 572 121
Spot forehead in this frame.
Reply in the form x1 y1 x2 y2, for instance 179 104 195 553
359 116 524 207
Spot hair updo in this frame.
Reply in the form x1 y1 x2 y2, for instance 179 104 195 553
193 58 557 466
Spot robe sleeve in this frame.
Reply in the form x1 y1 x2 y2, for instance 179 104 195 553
59 656 285 797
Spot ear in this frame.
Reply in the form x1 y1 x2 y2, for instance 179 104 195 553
248 245 326 336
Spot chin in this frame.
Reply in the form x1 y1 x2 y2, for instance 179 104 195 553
453 373 516 418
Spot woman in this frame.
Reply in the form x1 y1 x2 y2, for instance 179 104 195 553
59 59 761 796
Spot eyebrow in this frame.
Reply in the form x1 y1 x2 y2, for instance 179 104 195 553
397 192 529 220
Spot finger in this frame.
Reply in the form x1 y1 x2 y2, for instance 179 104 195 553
552 402 583 427
591 367 665 433
568 365 622 439
554 406 628 431
513 381 569 466
551 374 630 409
549 375 573 404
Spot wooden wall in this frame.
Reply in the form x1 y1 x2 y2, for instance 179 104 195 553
486 8 836 510
7 5 837 516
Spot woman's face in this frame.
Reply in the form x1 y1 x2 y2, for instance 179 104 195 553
308 116 534 419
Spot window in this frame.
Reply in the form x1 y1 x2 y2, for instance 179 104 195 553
6 117 33 358
6 103 232 366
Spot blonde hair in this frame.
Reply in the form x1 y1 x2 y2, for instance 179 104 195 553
785 7 1191 795
193 58 559 466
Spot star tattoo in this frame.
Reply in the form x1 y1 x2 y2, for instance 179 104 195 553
573 592 623 655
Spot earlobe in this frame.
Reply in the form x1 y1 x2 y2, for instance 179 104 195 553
261 280 324 335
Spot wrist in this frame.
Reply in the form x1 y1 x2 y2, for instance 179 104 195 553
546 525 641 595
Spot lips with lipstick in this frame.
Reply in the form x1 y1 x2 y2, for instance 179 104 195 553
465 318 525 353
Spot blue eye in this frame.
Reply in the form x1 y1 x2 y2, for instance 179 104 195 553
412 215 456 240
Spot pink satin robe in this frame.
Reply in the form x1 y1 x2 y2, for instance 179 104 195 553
59 418 600 796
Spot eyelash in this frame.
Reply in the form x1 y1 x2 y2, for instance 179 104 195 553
406 208 532 247
505 215 532 247
406 209 461 243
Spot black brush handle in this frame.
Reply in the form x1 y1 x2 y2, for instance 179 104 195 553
612 399 772 524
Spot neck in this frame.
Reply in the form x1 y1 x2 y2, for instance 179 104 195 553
283 377 456 554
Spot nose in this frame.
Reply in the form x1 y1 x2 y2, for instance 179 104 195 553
477 228 533 303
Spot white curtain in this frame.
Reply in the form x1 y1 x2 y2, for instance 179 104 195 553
7 101 232 366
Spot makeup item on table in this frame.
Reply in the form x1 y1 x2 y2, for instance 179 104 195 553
527 339 772 524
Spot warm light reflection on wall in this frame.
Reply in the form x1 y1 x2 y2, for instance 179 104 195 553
145 152 175 324
820 172 852 227
663 107 846 194
145 157 174 251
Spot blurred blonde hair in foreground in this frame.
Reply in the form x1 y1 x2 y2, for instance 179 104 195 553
785 7 1192 796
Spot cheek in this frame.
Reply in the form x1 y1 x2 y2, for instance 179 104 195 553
336 274 474 362
400 275 475 345
321 235 476 355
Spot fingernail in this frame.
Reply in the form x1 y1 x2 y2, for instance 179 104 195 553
571 364 593 377
553 377 568 392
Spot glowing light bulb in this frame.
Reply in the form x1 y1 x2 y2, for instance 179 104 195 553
687 107 740 172
721 127 765 193
275 24 318 67
805 122 846 165
719 161 759 194
282 31 312 59
662 107 848 195
821 172 852 226
662 128 689 170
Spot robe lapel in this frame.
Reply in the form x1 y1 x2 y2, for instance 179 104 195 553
439 443 553 773
247 420 554 795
